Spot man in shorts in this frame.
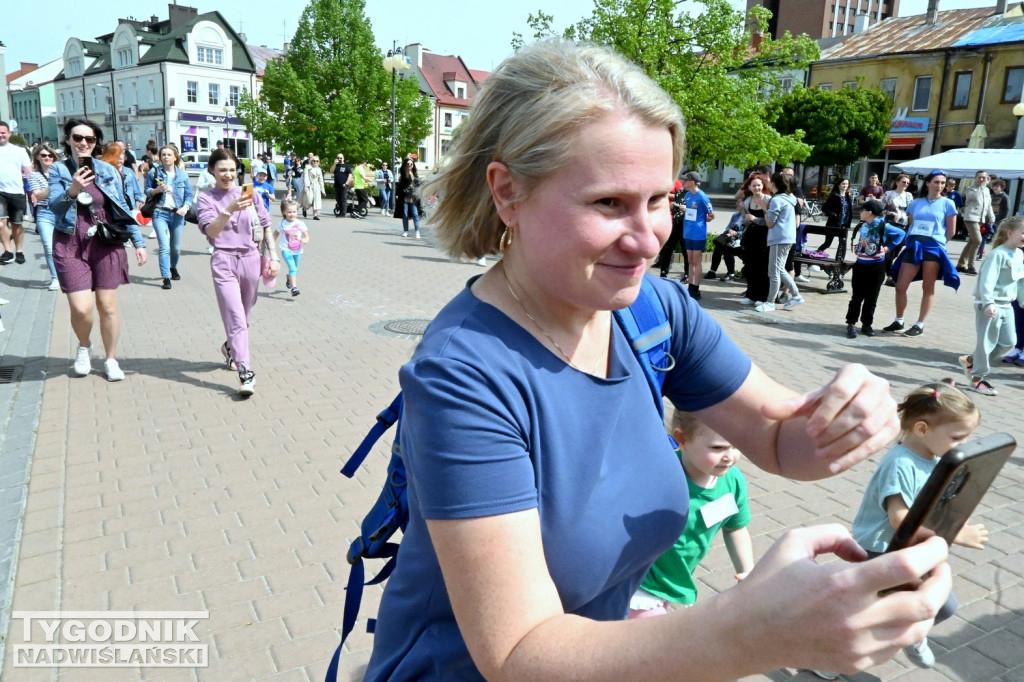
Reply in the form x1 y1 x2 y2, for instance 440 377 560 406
0 121 33 264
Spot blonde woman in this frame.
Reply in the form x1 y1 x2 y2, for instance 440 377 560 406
144 144 194 289
301 156 325 220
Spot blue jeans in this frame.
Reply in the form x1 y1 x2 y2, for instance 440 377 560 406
153 208 184 278
378 187 391 211
35 208 58 279
402 201 420 232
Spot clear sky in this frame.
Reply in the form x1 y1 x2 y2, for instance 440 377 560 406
1 0 998 76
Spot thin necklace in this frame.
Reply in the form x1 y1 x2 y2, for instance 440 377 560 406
502 267 600 375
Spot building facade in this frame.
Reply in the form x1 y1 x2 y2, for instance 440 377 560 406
54 4 261 158
7 58 65 146
809 4 1024 184
403 44 488 170
748 0 900 39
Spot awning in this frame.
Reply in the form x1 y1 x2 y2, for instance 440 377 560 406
893 148 1024 179
884 136 924 150
183 126 197 135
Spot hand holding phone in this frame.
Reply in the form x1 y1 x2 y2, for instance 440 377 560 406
240 183 253 200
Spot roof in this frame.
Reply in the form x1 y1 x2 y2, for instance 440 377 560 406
6 58 66 90
137 11 255 72
245 45 283 77
418 52 488 108
819 7 997 62
6 63 39 85
953 15 1024 48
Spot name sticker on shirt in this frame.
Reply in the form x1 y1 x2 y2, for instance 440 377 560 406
699 492 739 528
684 207 698 222
909 219 936 237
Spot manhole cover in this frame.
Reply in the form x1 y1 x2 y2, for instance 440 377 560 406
0 366 23 384
371 318 433 339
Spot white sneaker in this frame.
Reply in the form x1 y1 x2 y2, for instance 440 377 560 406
147 230 157 239
238 367 256 397
784 295 805 309
415 231 421 239
739 297 755 305
903 639 935 668
402 232 409 238
48 277 60 291
104 358 125 382
0 296 9 305
74 345 92 376
754 302 776 312
476 257 487 267
795 274 810 283
0 319 4 333
810 265 822 272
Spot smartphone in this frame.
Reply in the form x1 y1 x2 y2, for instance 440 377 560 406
78 156 94 172
240 183 253 199
885 432 1015 553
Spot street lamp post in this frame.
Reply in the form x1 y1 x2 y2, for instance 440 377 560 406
383 42 410 215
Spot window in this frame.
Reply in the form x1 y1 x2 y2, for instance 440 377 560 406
951 71 972 109
67 57 83 78
456 87 465 99
444 112 453 127
117 48 133 67
912 75 932 111
879 78 897 105
59 93 65 113
148 78 155 104
818 83 833 91
91 88 98 110
1001 66 1024 103
209 83 220 105
843 81 858 89
229 85 240 107
441 139 451 156
197 46 224 65
187 81 198 103
779 77 795 94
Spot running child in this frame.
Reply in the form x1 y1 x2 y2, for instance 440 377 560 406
845 199 905 338
253 170 275 211
958 216 1024 395
628 409 753 618
274 200 309 297
849 382 984 670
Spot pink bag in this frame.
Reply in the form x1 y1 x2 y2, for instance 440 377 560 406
260 240 277 288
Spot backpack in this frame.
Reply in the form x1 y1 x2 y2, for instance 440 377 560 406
325 277 675 680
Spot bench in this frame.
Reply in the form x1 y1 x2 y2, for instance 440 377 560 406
793 223 853 294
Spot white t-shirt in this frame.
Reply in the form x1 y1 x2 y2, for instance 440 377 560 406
276 219 307 255
0 143 31 194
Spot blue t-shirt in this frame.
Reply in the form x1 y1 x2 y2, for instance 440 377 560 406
907 196 957 245
682 189 714 241
851 443 937 553
365 275 752 681
253 180 274 210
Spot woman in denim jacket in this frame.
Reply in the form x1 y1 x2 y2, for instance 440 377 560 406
48 118 147 381
145 145 194 289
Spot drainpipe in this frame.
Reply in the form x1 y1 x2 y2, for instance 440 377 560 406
930 50 953 154
975 52 993 125
110 71 117 141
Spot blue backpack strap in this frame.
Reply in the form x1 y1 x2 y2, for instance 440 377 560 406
613 277 675 415
341 394 403 478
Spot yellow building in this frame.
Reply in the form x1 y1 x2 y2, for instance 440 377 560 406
808 4 1024 184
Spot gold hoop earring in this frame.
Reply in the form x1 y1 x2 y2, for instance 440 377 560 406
500 226 514 252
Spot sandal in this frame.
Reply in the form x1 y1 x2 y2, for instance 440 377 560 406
220 342 238 371
966 377 998 396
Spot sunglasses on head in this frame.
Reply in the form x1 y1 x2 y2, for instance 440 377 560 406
71 133 97 144
927 169 946 178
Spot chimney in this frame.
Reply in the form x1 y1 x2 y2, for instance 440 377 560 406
751 32 764 51
853 13 871 33
239 33 247 43
926 0 939 24
283 42 291 53
996 0 1008 13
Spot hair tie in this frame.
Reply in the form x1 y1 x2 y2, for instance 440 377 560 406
932 390 941 399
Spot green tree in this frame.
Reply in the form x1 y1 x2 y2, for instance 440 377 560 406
766 85 891 190
237 0 431 162
512 0 820 168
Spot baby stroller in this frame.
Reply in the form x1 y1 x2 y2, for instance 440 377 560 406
332 187 369 219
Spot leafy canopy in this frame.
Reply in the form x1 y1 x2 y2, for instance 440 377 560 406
766 85 891 168
237 0 431 162
512 0 820 168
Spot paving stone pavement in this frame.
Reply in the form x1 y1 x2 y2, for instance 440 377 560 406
1 201 1022 681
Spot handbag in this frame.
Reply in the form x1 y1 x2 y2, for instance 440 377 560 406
259 239 277 288
94 220 134 245
139 192 161 219
184 206 198 225
713 232 738 249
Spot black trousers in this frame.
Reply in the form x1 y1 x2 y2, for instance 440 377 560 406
655 216 684 276
355 188 369 213
741 225 769 302
335 183 348 216
710 242 743 274
846 261 886 327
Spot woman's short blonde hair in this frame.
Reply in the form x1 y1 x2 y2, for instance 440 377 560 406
424 39 686 259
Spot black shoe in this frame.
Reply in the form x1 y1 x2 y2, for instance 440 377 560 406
956 265 967 273
302 209 307 218
0 251 12 264
313 216 320 221
721 273 735 281
170 267 180 281
884 277 896 287
14 252 25 264
882 320 904 332
904 324 924 337
705 271 718 280
162 278 172 290
659 271 669 278
862 326 876 337
966 266 978 275
291 286 300 297
846 325 857 339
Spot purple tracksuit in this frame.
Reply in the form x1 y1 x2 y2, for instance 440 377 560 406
196 186 271 370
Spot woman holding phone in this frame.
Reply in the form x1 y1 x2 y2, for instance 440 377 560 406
47 118 147 381
145 145 194 290
196 148 278 397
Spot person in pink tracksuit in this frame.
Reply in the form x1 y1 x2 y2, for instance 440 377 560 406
196 148 279 397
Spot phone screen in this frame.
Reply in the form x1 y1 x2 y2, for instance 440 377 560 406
79 157 94 171
886 433 1015 553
